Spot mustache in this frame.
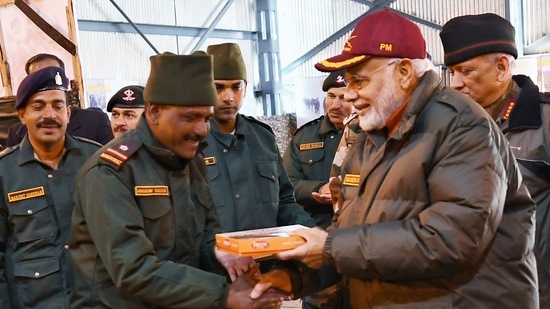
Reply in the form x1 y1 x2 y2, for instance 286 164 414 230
37 120 62 128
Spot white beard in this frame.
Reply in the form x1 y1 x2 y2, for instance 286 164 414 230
358 72 406 132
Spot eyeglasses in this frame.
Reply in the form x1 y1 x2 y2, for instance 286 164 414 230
344 60 399 90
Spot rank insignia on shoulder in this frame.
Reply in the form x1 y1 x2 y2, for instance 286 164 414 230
135 186 170 196
300 142 324 151
342 174 360 187
204 156 217 165
8 186 45 203
100 147 129 167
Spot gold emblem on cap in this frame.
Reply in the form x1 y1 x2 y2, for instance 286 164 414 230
344 35 356 52
55 72 62 86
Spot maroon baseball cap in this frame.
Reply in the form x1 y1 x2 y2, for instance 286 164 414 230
315 9 427 72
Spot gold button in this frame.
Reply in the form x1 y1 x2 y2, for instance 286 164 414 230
27 210 33 215
34 272 40 278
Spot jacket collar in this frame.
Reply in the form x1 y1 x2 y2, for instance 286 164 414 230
318 115 341 135
508 75 542 130
17 134 81 166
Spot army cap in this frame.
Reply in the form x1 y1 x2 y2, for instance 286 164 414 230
207 43 247 81
144 51 217 106
322 69 346 92
107 85 145 112
16 66 69 109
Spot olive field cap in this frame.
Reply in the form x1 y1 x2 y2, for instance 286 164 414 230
207 43 247 81
144 51 217 106
107 85 145 112
315 8 427 72
322 70 346 92
440 13 517 66
16 66 69 109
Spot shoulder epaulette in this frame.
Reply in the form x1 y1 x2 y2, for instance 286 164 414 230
98 138 142 169
0 145 18 158
72 136 103 147
242 115 274 135
294 115 324 135
540 92 550 104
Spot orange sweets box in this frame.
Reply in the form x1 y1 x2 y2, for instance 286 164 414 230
215 224 307 259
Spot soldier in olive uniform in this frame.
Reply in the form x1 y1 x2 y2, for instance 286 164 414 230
69 51 287 308
0 67 101 308
203 43 315 233
106 85 145 138
283 70 352 229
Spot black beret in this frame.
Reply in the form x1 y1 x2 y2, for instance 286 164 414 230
322 69 346 92
440 13 517 66
207 43 247 81
107 85 145 112
144 51 217 107
16 66 68 109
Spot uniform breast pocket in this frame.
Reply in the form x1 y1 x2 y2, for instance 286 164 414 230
13 257 65 308
299 149 326 166
256 161 279 203
206 164 225 208
139 197 174 248
9 197 55 243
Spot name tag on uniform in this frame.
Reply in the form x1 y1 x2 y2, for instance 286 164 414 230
8 186 45 203
204 157 217 165
342 174 360 187
300 142 324 151
135 186 170 196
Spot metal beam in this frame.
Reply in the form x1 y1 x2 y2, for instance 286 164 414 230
108 0 159 54
281 0 395 75
77 20 258 41
191 0 235 52
388 8 442 30
525 33 550 54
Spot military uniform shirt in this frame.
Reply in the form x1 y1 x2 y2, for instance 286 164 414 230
203 114 315 232
0 135 100 309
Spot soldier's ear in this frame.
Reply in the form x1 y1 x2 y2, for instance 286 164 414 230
145 104 160 125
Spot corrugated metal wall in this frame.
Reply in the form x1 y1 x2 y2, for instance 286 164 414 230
74 0 550 115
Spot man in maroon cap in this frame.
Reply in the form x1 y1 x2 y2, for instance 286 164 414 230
251 9 538 308
440 14 550 307
0 67 101 308
106 85 145 138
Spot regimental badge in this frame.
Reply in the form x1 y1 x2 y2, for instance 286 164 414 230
123 89 136 102
54 72 62 85
342 174 360 187
344 35 356 52
299 142 324 151
204 156 217 165
8 186 46 202
135 185 170 196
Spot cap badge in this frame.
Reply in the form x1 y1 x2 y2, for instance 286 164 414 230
119 144 129 151
336 75 345 85
344 35 356 52
380 43 393 51
55 72 62 85
123 89 136 102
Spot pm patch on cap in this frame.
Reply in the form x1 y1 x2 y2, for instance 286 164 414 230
322 70 346 92
107 85 145 112
315 9 427 72
16 67 68 109
440 13 517 67
144 51 217 106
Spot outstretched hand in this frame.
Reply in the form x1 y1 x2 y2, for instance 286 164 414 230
227 265 291 309
312 182 332 204
276 227 328 269
215 247 257 281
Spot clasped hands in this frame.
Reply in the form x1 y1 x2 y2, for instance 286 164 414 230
215 226 329 306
